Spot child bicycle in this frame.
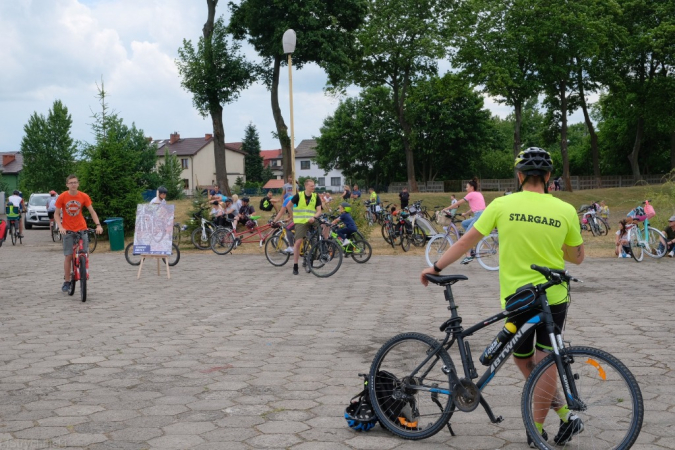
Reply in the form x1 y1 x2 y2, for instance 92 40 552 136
367 265 643 449
323 217 372 264
65 230 90 302
626 200 667 261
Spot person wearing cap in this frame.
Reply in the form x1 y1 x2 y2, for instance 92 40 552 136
664 215 675 257
332 202 358 246
150 186 168 205
47 190 58 230
6 190 25 238
233 197 255 230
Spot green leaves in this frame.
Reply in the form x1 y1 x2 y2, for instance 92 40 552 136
20 100 76 195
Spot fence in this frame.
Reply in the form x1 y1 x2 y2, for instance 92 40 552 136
388 174 670 193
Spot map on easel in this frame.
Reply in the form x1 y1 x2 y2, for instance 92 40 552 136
133 204 174 255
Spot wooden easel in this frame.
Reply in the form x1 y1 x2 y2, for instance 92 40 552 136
137 255 170 279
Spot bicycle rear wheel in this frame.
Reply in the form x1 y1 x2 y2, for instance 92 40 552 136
173 223 181 245
595 217 609 236
369 332 454 440
211 229 235 255
86 229 97 253
265 232 291 266
79 255 87 302
124 243 142 266
350 239 372 263
644 227 667 258
476 233 499 271
309 240 342 278
522 346 643 450
628 229 643 262
191 226 213 250
425 234 453 267
10 222 16 245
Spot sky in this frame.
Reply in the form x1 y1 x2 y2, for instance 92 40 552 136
0 0 588 154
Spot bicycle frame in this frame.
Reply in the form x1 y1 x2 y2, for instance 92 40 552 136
230 222 275 245
406 278 584 421
68 231 88 282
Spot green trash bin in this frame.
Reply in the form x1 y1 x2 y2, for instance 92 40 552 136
104 217 124 251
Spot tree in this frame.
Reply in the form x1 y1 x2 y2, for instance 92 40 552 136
343 0 455 191
609 0 675 179
452 0 541 172
79 84 156 232
0 172 9 193
242 123 264 183
315 86 405 187
157 149 184 200
228 0 367 180
405 73 497 181
19 100 76 194
177 1 257 196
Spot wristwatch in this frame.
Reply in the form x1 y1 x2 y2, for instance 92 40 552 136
433 261 442 273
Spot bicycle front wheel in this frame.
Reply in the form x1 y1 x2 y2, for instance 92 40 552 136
309 240 342 278
265 232 291 266
369 332 454 440
522 346 643 450
191 226 213 250
425 234 453 267
644 227 667 258
86 229 97 253
476 233 499 271
79 255 87 302
51 224 57 242
124 243 141 266
595 217 609 236
211 229 235 255
628 229 643 262
412 224 426 247
173 223 181 245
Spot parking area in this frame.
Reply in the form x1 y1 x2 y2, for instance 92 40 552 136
0 228 673 449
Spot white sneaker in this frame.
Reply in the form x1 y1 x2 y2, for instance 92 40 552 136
342 239 351 246
283 247 294 254
668 250 674 257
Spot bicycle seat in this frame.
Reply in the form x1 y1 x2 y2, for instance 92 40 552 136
425 274 468 286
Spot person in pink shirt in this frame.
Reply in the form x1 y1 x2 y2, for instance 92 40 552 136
450 177 486 264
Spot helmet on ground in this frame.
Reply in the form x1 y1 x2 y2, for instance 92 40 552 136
245 219 256 229
345 397 378 432
49 190 56 195
514 147 553 176
340 202 352 213
158 186 168 194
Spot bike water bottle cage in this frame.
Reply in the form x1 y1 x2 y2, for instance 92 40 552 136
504 284 537 312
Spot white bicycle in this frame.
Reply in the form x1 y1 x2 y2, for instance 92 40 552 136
425 220 499 271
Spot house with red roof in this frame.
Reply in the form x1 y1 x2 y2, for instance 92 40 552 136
261 149 283 179
154 132 246 194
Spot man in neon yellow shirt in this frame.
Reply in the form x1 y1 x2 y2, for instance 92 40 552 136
287 178 322 275
420 148 584 447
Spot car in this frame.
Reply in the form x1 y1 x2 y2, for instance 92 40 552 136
24 193 51 229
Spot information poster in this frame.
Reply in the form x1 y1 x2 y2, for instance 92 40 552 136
133 204 175 255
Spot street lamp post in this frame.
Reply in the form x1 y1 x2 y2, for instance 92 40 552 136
283 29 297 194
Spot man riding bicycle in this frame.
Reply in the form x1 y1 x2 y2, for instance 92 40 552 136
54 175 103 293
47 190 58 229
420 147 585 447
7 190 25 238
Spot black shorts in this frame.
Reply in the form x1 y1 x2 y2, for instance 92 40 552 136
48 211 55 219
509 303 568 359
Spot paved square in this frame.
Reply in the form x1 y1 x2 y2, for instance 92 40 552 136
0 229 673 449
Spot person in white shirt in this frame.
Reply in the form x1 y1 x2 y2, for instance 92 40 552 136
149 186 168 205
7 190 25 237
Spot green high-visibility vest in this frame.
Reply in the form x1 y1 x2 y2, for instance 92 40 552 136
294 192 317 224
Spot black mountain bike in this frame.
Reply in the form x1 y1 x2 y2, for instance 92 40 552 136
368 265 643 449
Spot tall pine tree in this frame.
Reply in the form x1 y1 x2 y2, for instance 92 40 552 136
20 100 76 194
242 123 264 183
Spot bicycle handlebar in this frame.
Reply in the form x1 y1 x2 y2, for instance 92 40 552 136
530 264 581 284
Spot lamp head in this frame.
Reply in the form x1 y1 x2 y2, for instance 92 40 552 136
282 29 296 54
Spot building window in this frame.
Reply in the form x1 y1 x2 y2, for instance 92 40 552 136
271 160 278 167
182 179 189 190
318 177 325 186
331 177 341 186
181 158 189 169
300 160 310 170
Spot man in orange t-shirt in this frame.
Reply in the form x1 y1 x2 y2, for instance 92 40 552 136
54 174 103 293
